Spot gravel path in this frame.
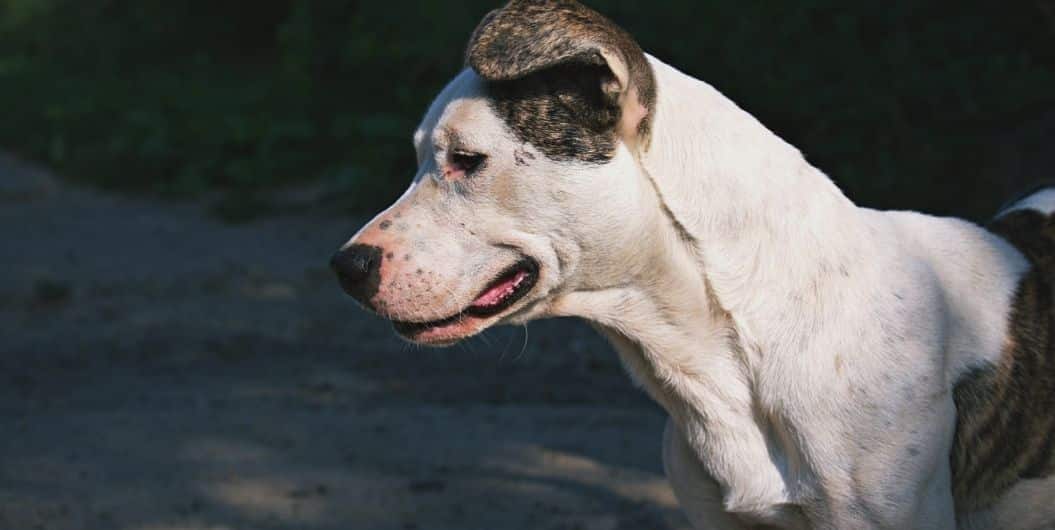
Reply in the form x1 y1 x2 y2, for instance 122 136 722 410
0 153 687 530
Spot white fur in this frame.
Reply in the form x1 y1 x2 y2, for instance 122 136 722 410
617 56 1033 529
997 187 1055 217
342 54 1044 528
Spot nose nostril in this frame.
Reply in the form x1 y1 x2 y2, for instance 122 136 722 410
349 252 374 279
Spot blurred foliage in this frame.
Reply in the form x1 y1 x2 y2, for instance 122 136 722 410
0 0 1053 216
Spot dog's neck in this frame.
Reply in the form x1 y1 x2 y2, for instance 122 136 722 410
638 55 870 361
556 56 879 518
554 56 874 409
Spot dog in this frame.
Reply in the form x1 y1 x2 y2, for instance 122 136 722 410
331 1 1055 528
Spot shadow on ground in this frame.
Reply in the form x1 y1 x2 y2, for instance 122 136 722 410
0 153 688 530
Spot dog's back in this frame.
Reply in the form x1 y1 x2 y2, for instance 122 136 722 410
951 187 1055 522
991 186 1055 263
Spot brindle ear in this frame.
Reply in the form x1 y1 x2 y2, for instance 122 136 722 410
466 0 655 148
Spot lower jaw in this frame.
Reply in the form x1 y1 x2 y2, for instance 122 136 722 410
394 315 492 346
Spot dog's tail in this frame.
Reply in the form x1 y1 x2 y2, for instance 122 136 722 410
989 184 1055 263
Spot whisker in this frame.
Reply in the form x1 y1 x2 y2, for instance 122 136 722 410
514 323 531 362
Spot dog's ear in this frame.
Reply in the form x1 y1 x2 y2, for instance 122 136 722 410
466 0 655 148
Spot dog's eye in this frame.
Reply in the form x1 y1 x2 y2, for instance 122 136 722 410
450 151 486 175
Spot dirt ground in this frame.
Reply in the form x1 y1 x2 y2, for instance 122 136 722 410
0 153 689 530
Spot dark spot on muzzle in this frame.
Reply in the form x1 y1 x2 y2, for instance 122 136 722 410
330 244 383 308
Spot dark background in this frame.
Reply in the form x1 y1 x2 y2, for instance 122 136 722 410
2 0 1054 219
2 2 1054 530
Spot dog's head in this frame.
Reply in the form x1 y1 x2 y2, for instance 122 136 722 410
332 0 658 346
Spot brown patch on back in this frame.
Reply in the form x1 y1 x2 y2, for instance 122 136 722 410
465 0 656 163
991 209 1055 263
950 207 1055 510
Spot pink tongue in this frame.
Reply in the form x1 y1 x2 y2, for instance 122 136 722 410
470 269 529 309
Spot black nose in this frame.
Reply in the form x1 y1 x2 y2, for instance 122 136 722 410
330 244 383 304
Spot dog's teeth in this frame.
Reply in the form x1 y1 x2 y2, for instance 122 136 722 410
471 268 530 309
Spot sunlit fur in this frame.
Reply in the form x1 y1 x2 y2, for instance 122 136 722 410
340 53 1052 528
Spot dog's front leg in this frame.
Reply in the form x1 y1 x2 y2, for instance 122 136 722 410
663 420 755 530
663 420 809 530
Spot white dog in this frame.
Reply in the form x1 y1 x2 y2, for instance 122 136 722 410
331 1 1055 528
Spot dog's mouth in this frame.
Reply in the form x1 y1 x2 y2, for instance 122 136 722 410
392 258 539 344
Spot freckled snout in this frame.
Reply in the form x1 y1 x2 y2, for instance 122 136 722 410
330 171 552 345
330 243 383 308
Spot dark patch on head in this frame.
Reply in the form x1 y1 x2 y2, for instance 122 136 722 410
404 254 412 261
379 220 392 230
466 0 656 163
385 252 395 260
950 213 1055 511
486 64 619 163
